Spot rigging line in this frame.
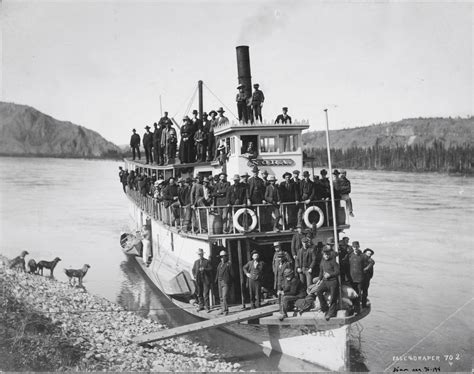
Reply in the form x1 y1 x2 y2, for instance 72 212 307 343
171 85 198 119
184 84 198 117
202 82 239 121
383 297 473 372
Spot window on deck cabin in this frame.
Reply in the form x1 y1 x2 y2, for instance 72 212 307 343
260 136 278 153
280 134 299 152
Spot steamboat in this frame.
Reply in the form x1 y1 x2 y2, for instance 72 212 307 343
120 46 370 372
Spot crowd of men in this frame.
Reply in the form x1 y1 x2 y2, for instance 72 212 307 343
118 164 355 234
129 90 294 166
191 233 375 321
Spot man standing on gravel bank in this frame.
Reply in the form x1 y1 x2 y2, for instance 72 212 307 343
192 248 213 312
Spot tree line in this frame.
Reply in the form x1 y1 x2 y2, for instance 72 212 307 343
304 140 473 174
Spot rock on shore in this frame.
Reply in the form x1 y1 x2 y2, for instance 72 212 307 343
0 258 237 372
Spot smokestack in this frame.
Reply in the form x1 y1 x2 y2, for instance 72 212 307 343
236 46 252 100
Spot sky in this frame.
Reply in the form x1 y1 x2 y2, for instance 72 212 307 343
1 0 472 145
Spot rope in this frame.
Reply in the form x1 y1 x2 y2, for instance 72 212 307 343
184 85 198 117
383 297 473 372
202 82 239 121
171 84 198 119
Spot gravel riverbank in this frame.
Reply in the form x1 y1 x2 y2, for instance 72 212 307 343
0 256 238 372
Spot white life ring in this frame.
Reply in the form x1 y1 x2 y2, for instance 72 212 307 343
303 205 325 229
233 208 258 233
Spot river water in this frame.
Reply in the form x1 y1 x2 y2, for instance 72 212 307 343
0 157 471 372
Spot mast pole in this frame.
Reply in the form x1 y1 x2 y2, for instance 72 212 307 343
198 80 203 120
324 109 342 309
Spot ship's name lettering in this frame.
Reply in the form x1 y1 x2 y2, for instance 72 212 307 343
247 159 295 167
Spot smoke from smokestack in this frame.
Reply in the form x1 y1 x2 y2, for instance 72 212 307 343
236 4 288 45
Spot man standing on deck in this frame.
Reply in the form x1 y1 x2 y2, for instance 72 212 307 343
274 107 292 124
215 250 233 315
272 242 292 293
317 245 340 320
339 170 354 217
143 125 153 164
296 236 317 288
251 83 265 123
152 122 162 165
192 248 213 312
214 173 230 232
264 175 282 232
130 129 141 160
157 112 172 165
319 169 331 199
243 250 265 309
178 177 193 232
348 241 365 314
236 84 249 123
279 172 299 230
207 110 217 161
297 171 315 228
217 107 229 126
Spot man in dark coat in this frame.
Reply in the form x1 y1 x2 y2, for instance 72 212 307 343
236 84 249 123
319 169 331 199
207 110 217 161
214 173 230 231
348 241 365 313
338 236 352 282
274 107 292 124
317 245 340 320
264 175 282 232
243 250 265 308
152 122 162 165
179 116 195 164
278 268 306 320
225 174 244 233
272 242 292 292
192 248 213 312
143 125 153 164
215 250 233 315
297 170 315 228
248 165 266 205
157 112 172 165
339 170 354 217
251 83 265 123
291 226 305 263
295 236 317 287
279 172 299 229
178 177 193 232
162 177 179 225
130 129 141 160
362 248 375 307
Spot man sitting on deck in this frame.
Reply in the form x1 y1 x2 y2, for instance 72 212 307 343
278 268 306 321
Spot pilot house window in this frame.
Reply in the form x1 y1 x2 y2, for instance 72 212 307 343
280 134 299 152
260 136 277 153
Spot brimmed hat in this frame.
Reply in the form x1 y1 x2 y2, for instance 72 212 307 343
220 172 227 177
253 83 259 88
213 174 220 180
237 84 244 89
364 248 374 255
282 107 288 111
320 169 327 175
217 143 226 150
251 249 259 256
326 237 335 245
333 169 340 175
209 110 217 116
192 109 198 115
232 174 240 180
283 172 292 178
240 172 249 177
302 171 310 177
145 125 151 130
132 128 136 132
251 165 259 173
197 248 204 254
273 241 281 247
217 107 225 113
219 250 227 256
283 268 294 277
268 175 276 181
292 170 300 175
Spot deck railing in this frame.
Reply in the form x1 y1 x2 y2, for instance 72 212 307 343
127 189 349 236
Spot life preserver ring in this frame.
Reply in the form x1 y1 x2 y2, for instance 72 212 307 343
233 208 258 233
303 205 325 229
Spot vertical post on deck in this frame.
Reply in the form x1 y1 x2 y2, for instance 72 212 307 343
324 109 342 310
198 80 203 120
237 240 245 307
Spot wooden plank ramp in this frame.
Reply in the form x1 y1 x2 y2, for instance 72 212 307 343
133 304 280 345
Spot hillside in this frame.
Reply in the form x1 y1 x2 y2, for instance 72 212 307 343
0 102 122 159
302 117 474 150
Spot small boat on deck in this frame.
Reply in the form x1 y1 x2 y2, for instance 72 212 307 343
119 46 370 372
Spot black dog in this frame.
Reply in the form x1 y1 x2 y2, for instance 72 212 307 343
9 251 29 272
37 257 61 276
28 259 38 274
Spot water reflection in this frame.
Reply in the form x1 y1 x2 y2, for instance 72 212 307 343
117 257 328 372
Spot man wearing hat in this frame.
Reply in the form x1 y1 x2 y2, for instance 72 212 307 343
272 242 292 293
236 84 249 123
243 250 265 309
216 107 229 126
193 120 206 162
297 170 315 227
260 170 269 186
338 170 354 217
130 129 141 161
152 122 162 165
207 111 217 161
215 250 233 315
179 116 195 164
337 236 352 281
348 241 365 313
317 245 340 320
143 125 154 164
278 268 306 321
160 119 177 165
264 175 282 232
192 248 213 312
361 249 375 307
214 173 231 231
279 172 299 230
248 165 266 206
251 83 265 123
319 169 330 199
295 236 317 288
274 107 292 124
178 177 192 232
162 177 180 226
224 174 244 233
